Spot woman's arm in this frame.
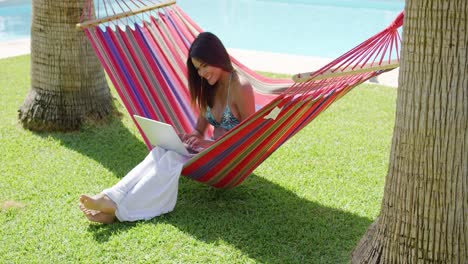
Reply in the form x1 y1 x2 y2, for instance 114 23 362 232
192 115 209 138
180 114 212 150
181 115 208 141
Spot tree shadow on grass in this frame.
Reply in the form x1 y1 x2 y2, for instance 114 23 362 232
44 118 149 177
86 175 372 263
167 176 371 263
45 119 371 263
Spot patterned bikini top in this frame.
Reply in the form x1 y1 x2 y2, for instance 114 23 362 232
205 74 240 130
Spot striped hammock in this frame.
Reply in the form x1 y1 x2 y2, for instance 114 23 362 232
78 0 403 188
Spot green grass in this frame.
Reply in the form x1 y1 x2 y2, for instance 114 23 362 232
0 55 397 263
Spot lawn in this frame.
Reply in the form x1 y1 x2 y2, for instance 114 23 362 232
0 55 397 263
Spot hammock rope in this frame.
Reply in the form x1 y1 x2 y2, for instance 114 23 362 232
78 0 403 188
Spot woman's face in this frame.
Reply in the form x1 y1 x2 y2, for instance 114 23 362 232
191 58 224 86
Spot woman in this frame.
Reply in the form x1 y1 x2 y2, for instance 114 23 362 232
79 32 255 224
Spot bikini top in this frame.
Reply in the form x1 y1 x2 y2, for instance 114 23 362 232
205 74 240 130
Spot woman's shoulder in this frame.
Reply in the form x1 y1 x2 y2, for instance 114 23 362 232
234 73 253 92
231 73 254 104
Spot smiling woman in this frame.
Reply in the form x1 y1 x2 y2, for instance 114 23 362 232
78 31 257 224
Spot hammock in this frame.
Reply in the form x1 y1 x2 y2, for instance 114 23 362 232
77 0 403 188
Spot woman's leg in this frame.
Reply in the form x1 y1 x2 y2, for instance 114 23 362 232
79 147 167 220
102 147 168 204
112 149 189 222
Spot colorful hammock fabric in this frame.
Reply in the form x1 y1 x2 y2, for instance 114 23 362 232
78 0 403 188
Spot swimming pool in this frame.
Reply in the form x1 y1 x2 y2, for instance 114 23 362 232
0 0 404 58
0 0 30 42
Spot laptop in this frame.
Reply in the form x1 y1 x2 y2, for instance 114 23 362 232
133 115 199 155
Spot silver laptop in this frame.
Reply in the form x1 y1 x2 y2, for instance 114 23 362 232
133 115 199 155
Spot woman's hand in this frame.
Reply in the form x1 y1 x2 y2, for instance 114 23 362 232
179 130 202 142
179 133 212 151
185 138 214 151
179 130 210 151
182 134 200 147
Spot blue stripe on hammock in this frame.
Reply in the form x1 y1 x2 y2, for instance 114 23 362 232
147 20 196 126
165 12 191 49
135 24 196 127
101 27 151 117
116 26 160 121
120 26 165 122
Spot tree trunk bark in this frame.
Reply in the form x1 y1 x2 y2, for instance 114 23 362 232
352 0 467 263
18 0 113 131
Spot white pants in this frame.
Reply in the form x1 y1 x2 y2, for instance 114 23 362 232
102 147 191 222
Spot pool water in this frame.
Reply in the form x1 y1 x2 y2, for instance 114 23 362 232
0 0 30 42
0 0 404 58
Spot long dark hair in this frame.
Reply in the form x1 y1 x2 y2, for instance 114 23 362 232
187 32 234 114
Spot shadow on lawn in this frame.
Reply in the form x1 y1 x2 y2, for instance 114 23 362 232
85 175 372 263
45 118 149 177
168 177 371 263
47 119 372 263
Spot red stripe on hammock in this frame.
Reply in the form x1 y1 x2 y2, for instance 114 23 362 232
147 19 194 119
97 27 146 116
87 28 153 148
108 27 161 120
117 27 168 121
153 14 189 80
137 27 193 132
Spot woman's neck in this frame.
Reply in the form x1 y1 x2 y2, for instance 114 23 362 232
213 72 232 102
216 71 232 89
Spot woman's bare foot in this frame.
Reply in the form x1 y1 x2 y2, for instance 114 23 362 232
79 193 116 214
79 204 115 224
79 203 99 216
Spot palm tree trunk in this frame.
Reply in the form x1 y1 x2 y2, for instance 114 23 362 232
19 0 113 131
352 0 467 263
